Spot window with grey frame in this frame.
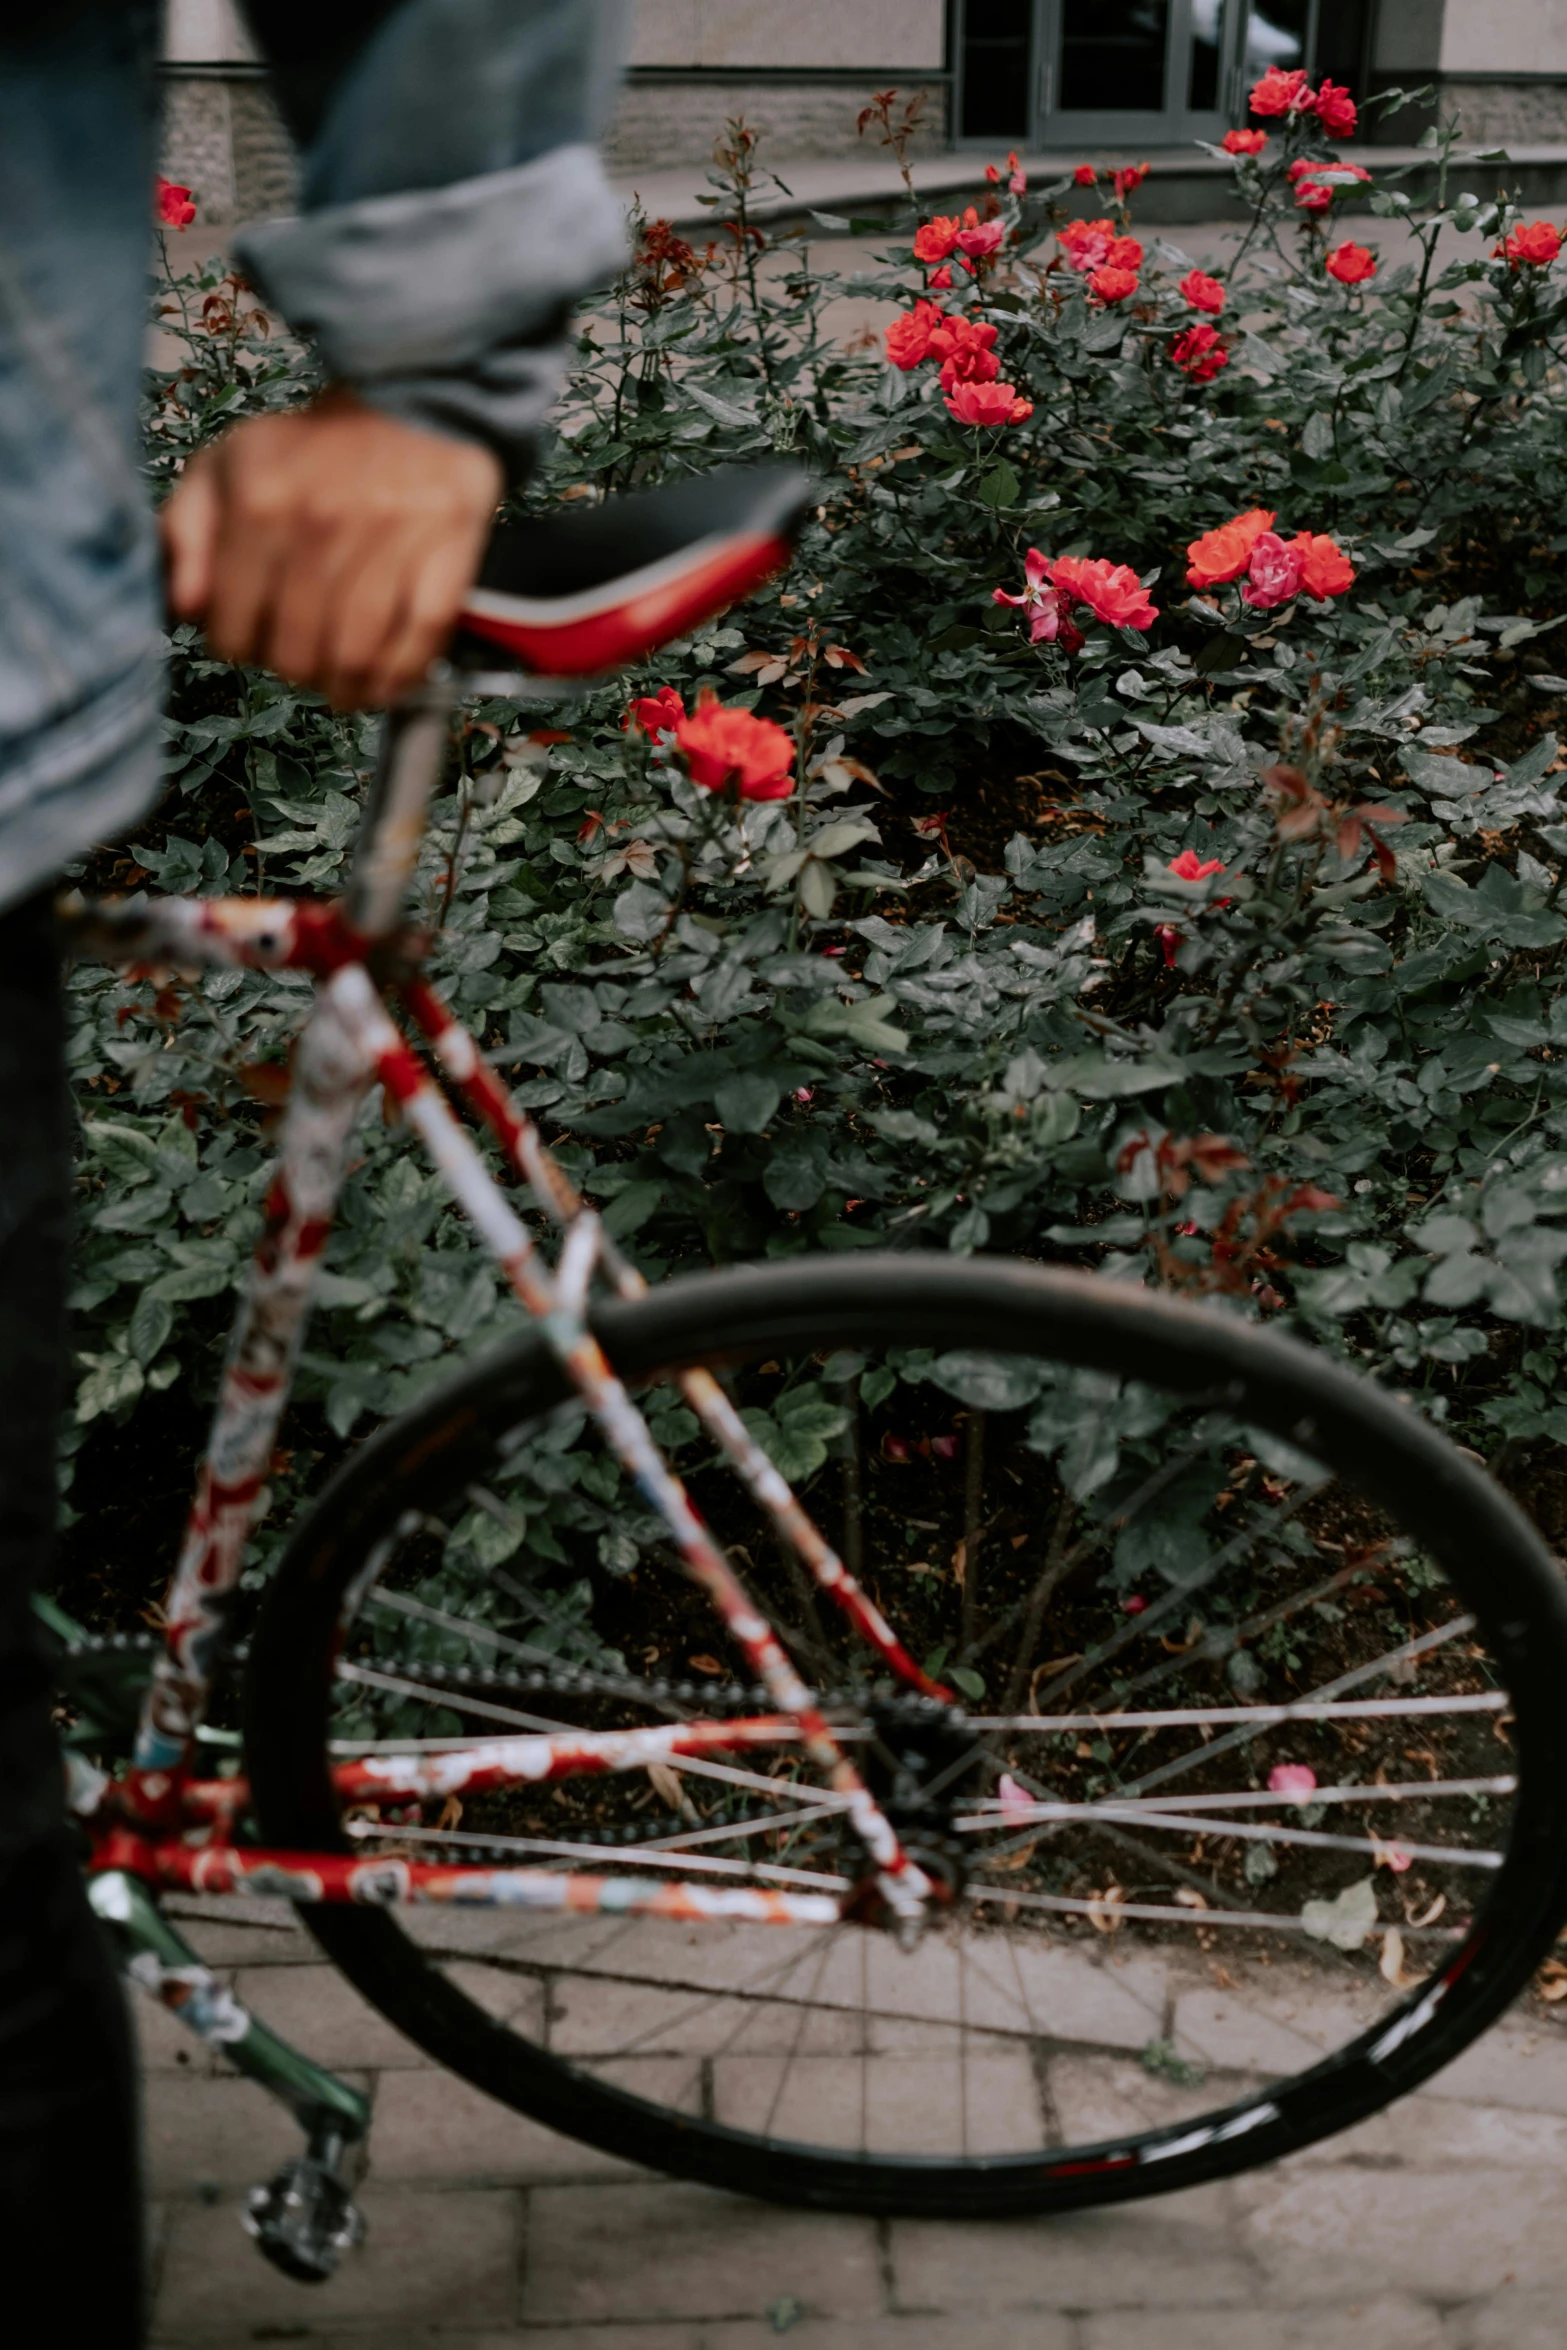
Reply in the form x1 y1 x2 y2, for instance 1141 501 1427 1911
955 0 1373 145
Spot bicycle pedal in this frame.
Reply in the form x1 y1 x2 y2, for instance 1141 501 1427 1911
242 2151 366 2283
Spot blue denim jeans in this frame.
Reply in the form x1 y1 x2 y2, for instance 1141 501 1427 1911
0 9 628 2333
0 5 165 919
0 0 629 914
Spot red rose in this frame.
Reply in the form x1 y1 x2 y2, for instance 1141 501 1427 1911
1088 264 1140 305
1073 164 1098 187
1108 235 1144 270
884 298 948 370
1241 532 1307 611
1168 850 1225 881
156 177 196 229
944 378 1034 426
1222 128 1268 156
1179 269 1225 314
927 314 1000 386
913 215 961 264
1250 65 1311 117
1499 220 1563 267
675 692 795 800
1313 79 1358 137
1326 240 1377 284
955 213 1006 260
1112 162 1151 201
1290 531 1356 600
1058 217 1116 274
928 265 954 289
1185 508 1277 588
1170 323 1229 382
624 686 686 739
1051 555 1159 632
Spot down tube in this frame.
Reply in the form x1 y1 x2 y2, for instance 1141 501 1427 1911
130 988 371 1787
401 977 945 1698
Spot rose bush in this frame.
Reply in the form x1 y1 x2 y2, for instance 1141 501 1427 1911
54 74 1567 1635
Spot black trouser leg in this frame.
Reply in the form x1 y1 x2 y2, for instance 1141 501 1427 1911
0 889 143 2342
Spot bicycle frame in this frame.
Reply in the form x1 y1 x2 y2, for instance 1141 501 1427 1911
67 672 957 1950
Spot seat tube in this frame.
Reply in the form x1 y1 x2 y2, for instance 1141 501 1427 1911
128 988 372 1795
343 668 457 940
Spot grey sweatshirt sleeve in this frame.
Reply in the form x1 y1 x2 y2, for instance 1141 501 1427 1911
232 0 632 481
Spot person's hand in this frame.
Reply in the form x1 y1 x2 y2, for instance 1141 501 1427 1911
161 387 503 709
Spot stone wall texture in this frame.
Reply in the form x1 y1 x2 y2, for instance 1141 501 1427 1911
163 70 946 223
1439 78 1567 142
161 75 297 226
603 78 949 172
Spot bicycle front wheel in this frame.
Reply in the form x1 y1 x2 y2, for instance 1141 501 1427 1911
244 1256 1567 2216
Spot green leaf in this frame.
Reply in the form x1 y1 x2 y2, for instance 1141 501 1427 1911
84 1122 160 1185
602 1179 665 1238
76 1353 145 1424
978 459 1021 510
146 1262 234 1303
714 1073 782 1134
928 1352 1047 1412
763 1139 829 1212
128 1293 174 1365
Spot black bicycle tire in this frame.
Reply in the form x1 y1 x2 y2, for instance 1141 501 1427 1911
244 1254 1567 2217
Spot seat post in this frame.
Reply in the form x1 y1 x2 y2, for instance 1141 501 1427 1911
342 666 457 942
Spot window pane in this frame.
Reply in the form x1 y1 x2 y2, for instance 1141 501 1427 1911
1245 0 1309 82
962 0 1033 140
1060 0 1170 114
1188 0 1224 111
1315 0 1369 91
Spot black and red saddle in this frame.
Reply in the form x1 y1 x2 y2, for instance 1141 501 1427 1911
453 463 814 677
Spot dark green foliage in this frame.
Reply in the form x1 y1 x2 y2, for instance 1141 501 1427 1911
64 106 1567 1586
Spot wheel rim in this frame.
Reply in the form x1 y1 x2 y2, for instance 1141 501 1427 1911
247 1259 1567 2206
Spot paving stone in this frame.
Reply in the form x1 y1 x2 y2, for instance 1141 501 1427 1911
160 1897 319 1967
520 2181 883 2325
154 2182 519 2333
233 1960 432 2068
1048 2050 1239 2144
1423 2014 1567 2114
367 2058 693 2182
712 2049 1043 2155
547 1967 741 2058
702 2324 1075 2349
1454 2287 1567 2348
1235 2164 1567 2300
443 1961 548 2037
1080 2297 1446 2349
1283 2092 1567 2171
1170 1971 1379 2077
144 2070 318 2192
129 1980 224 2075
890 2184 1247 2312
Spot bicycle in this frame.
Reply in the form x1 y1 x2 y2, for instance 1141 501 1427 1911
48 458 1567 2283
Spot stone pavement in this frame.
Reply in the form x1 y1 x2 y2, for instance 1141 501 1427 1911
143 1896 1567 2350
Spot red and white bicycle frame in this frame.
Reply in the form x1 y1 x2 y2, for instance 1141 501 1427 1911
72 674 951 1940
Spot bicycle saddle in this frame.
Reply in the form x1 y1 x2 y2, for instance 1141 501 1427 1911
452 462 814 678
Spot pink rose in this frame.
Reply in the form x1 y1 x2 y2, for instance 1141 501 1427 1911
1241 530 1307 610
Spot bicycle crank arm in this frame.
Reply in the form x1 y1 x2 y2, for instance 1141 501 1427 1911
89 1869 370 2277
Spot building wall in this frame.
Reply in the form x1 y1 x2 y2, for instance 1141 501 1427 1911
1371 0 1567 142
629 1 944 69
158 0 1567 223
161 0 948 215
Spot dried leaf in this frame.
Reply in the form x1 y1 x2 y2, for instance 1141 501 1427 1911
1086 1884 1125 1932
646 1761 685 1811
